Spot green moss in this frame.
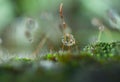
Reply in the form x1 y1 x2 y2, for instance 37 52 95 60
14 58 32 62
0 41 120 82
83 41 120 58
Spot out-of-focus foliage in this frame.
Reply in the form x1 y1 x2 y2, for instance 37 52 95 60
0 0 120 82
0 0 120 48
0 0 14 32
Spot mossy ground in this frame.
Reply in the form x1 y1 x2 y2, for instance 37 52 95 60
0 42 120 82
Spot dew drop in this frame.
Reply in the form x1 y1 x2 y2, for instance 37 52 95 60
25 18 38 31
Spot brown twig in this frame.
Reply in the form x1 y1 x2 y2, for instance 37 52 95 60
59 3 75 51
59 3 67 32
59 3 66 51
32 35 48 57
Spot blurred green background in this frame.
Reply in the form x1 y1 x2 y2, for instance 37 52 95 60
0 1 120 82
0 0 120 54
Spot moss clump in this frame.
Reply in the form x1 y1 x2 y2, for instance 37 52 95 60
0 41 120 82
83 41 120 58
13 58 32 62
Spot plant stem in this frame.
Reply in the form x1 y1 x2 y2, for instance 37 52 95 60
32 35 48 57
97 31 102 42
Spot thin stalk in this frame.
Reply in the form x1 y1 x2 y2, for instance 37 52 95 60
32 35 48 57
97 30 102 42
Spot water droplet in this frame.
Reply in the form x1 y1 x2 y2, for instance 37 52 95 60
91 18 102 27
28 37 34 43
25 30 31 39
25 18 38 31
